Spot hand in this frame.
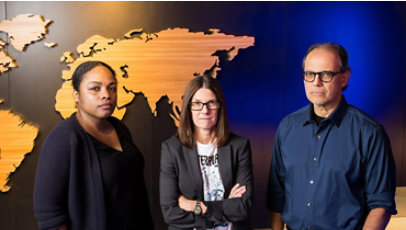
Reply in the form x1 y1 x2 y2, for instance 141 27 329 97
270 212 284 230
178 195 195 212
178 195 207 214
228 183 246 199
362 207 391 230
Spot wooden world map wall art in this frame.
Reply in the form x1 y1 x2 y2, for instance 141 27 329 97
0 13 255 192
56 28 255 125
0 14 54 192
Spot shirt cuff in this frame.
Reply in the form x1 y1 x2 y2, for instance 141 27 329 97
366 191 397 215
203 200 223 220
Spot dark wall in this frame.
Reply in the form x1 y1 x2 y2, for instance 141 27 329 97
0 2 405 229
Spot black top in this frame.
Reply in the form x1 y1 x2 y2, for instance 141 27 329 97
310 105 325 125
90 121 154 230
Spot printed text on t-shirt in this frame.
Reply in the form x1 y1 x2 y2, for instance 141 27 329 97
199 154 219 167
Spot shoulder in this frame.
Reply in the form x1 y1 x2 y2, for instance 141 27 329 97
223 134 252 161
46 115 83 141
344 104 384 132
162 136 184 155
228 133 249 144
41 115 84 159
281 105 308 124
162 136 182 148
225 133 251 149
276 105 309 134
160 136 184 163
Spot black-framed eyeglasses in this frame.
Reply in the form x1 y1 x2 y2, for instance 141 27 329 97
190 100 221 111
301 71 343 83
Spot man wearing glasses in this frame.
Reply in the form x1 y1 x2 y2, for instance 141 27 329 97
266 43 396 230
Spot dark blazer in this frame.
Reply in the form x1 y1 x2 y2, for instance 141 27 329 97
160 133 253 230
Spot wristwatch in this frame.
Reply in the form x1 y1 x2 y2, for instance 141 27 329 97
194 201 202 216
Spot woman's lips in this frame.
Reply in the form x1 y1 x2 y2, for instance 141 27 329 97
99 103 113 109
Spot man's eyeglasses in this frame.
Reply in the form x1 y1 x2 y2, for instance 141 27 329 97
190 100 221 111
301 71 343 83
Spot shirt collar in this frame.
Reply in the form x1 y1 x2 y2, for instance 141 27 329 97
303 96 348 127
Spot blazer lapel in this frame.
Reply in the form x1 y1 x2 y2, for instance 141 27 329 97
183 145 204 200
218 145 233 195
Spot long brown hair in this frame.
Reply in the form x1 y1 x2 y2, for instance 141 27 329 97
177 76 230 148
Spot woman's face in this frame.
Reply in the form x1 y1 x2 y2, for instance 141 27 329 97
190 88 219 133
73 65 117 120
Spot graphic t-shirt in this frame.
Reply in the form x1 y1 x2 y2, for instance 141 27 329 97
197 140 231 230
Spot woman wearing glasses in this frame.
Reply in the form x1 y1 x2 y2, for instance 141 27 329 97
160 76 253 230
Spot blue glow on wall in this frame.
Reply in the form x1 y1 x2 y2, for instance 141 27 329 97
217 2 406 127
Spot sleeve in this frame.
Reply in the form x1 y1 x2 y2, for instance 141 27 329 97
33 126 71 230
266 126 286 213
159 141 211 229
364 125 397 214
203 138 253 223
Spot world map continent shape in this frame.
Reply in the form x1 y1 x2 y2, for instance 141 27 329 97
0 110 38 192
0 13 52 192
0 14 52 52
0 13 52 74
0 51 17 74
55 28 255 124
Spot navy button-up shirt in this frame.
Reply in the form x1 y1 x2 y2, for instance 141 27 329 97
266 97 396 230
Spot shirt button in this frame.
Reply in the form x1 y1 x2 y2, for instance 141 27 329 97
307 202 312 207
313 157 318 161
309 180 314 184
317 134 321 139
307 226 312 230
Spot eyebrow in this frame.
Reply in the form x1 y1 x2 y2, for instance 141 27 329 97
87 81 116 85
191 99 216 102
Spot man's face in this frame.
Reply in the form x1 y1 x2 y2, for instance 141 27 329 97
303 48 349 111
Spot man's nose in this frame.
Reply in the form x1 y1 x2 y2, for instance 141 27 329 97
313 74 323 86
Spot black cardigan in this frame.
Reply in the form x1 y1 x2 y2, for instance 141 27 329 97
34 114 152 230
